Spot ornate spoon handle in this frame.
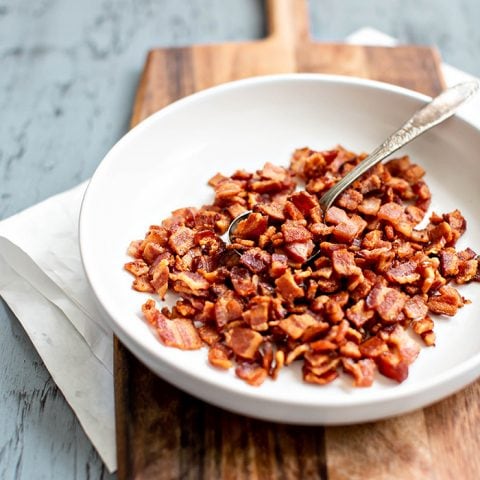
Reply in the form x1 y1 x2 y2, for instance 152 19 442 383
319 81 480 212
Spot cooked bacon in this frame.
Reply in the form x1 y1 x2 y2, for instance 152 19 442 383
214 295 243 328
376 351 409 383
346 299 375 328
284 240 315 264
279 313 317 340
386 325 420 365
150 259 170 299
439 247 459 276
285 344 310 365
235 363 268 386
386 260 420 284
269 253 288 278
240 247 271 273
367 283 406 322
243 296 270 331
142 300 202 350
332 249 361 277
128 149 479 388
230 266 257 296
443 210 466 242
275 269 304 302
290 190 319 215
256 201 285 221
427 285 464 316
124 259 149 277
168 226 195 256
337 189 363 211
342 358 376 387
132 275 154 293
281 220 312 243
225 327 263 360
208 343 232 369
127 240 143 258
234 212 268 240
403 295 428 320
170 271 209 296
357 197 381 216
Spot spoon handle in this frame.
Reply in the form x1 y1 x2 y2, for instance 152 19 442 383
319 80 480 212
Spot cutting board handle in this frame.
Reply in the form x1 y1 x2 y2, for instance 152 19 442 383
265 0 311 44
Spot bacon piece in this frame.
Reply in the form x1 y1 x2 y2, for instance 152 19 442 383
376 352 408 383
127 239 143 258
286 344 310 365
230 266 256 296
346 299 375 328
208 172 228 187
235 363 268 386
332 249 361 276
325 209 367 243
260 162 289 182
275 269 304 302
443 210 466 242
386 260 420 284
208 343 232 369
284 240 315 264
367 283 406 322
290 191 319 215
377 202 404 224
170 271 209 296
124 259 149 277
309 339 337 352
214 295 243 328
403 295 428 320
269 253 288 278
278 313 317 339
302 151 329 178
197 324 221 346
337 189 363 211
357 197 381 216
386 325 420 365
142 300 202 350
359 336 389 358
214 179 244 202
303 369 339 385
168 226 195 256
342 358 376 387
142 242 165 264
240 247 271 273
243 296 270 331
339 341 362 359
225 327 263 359
150 259 170 299
427 285 464 316
132 275 154 293
256 202 285 221
439 247 459 276
282 220 312 243
234 212 268 240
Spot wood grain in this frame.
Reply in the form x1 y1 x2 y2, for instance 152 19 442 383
116 1 479 479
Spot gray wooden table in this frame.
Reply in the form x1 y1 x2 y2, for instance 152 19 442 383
1 1 479 478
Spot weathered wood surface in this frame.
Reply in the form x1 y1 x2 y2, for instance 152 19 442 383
116 1 480 480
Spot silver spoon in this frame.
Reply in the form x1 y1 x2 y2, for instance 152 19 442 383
228 80 480 258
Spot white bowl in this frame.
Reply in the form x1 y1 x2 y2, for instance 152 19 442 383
80 74 480 424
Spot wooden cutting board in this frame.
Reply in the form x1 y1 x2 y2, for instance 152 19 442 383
115 1 480 479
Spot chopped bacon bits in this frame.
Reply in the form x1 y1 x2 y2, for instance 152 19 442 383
125 146 478 388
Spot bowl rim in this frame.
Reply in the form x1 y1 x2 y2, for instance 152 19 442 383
79 73 480 414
